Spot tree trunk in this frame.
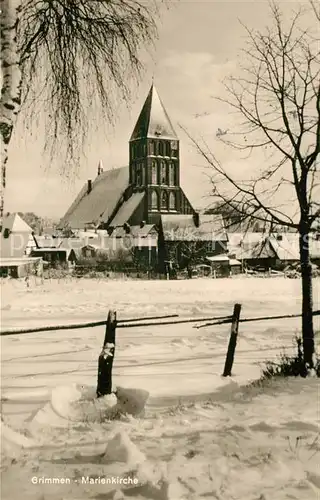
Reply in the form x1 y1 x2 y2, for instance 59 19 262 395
0 0 22 223
299 222 315 368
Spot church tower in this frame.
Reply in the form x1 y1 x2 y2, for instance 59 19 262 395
129 84 190 223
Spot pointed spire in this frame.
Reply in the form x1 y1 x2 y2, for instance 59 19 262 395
97 159 104 176
130 84 178 141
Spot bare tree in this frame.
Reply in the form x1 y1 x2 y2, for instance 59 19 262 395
0 0 161 220
187 1 320 369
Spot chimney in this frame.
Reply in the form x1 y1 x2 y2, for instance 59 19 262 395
87 179 92 194
193 212 200 228
140 220 146 228
123 222 131 234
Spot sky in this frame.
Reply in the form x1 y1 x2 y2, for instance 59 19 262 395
5 0 316 219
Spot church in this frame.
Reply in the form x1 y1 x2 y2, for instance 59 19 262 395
59 84 195 229
59 84 227 271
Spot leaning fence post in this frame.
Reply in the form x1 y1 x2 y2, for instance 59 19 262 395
222 303 242 377
97 310 117 397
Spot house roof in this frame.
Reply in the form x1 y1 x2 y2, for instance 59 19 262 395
130 84 178 141
59 166 129 230
109 192 145 227
0 233 32 259
2 213 32 233
206 254 230 262
228 233 301 261
0 213 34 258
161 214 227 242
0 257 42 267
310 238 320 258
269 234 300 261
206 255 241 266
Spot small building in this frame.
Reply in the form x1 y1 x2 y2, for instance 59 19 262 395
158 213 227 274
0 257 43 278
227 232 300 270
206 254 242 277
0 213 37 258
30 248 77 268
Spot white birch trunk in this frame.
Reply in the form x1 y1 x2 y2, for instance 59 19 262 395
0 0 22 223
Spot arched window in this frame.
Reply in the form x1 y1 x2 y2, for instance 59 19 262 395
165 142 171 157
169 192 176 210
149 141 155 155
151 161 157 184
169 163 175 186
158 141 164 156
161 191 168 210
160 162 167 184
136 164 141 185
151 190 158 210
141 164 145 185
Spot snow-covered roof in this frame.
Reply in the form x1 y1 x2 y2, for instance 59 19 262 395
2 213 32 233
161 214 227 242
130 84 178 141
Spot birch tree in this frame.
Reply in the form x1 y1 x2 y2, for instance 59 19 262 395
0 0 160 221
188 1 320 370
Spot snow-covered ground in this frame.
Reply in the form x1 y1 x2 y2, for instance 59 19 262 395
1 277 320 499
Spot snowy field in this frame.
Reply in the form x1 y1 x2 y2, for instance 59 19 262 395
1 276 320 500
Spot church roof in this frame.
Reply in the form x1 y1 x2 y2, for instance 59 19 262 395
109 192 145 227
130 84 178 141
59 166 129 230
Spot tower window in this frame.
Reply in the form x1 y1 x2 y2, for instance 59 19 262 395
151 161 157 184
161 191 168 210
136 164 142 185
171 140 178 158
165 142 170 157
160 162 167 184
158 142 164 156
141 164 145 185
169 163 175 186
169 192 176 210
151 190 158 210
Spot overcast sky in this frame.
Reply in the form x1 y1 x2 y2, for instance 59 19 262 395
5 0 314 219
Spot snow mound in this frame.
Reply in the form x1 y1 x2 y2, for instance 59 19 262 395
115 387 149 416
1 420 35 458
30 384 149 433
103 431 146 466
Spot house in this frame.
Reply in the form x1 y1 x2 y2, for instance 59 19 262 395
30 247 77 267
0 257 43 278
158 213 227 273
227 233 300 270
0 213 37 258
206 254 242 277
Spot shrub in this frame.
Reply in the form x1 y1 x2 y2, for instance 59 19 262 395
261 336 320 379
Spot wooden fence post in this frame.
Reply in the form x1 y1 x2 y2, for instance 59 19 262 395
97 310 117 398
222 303 242 377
